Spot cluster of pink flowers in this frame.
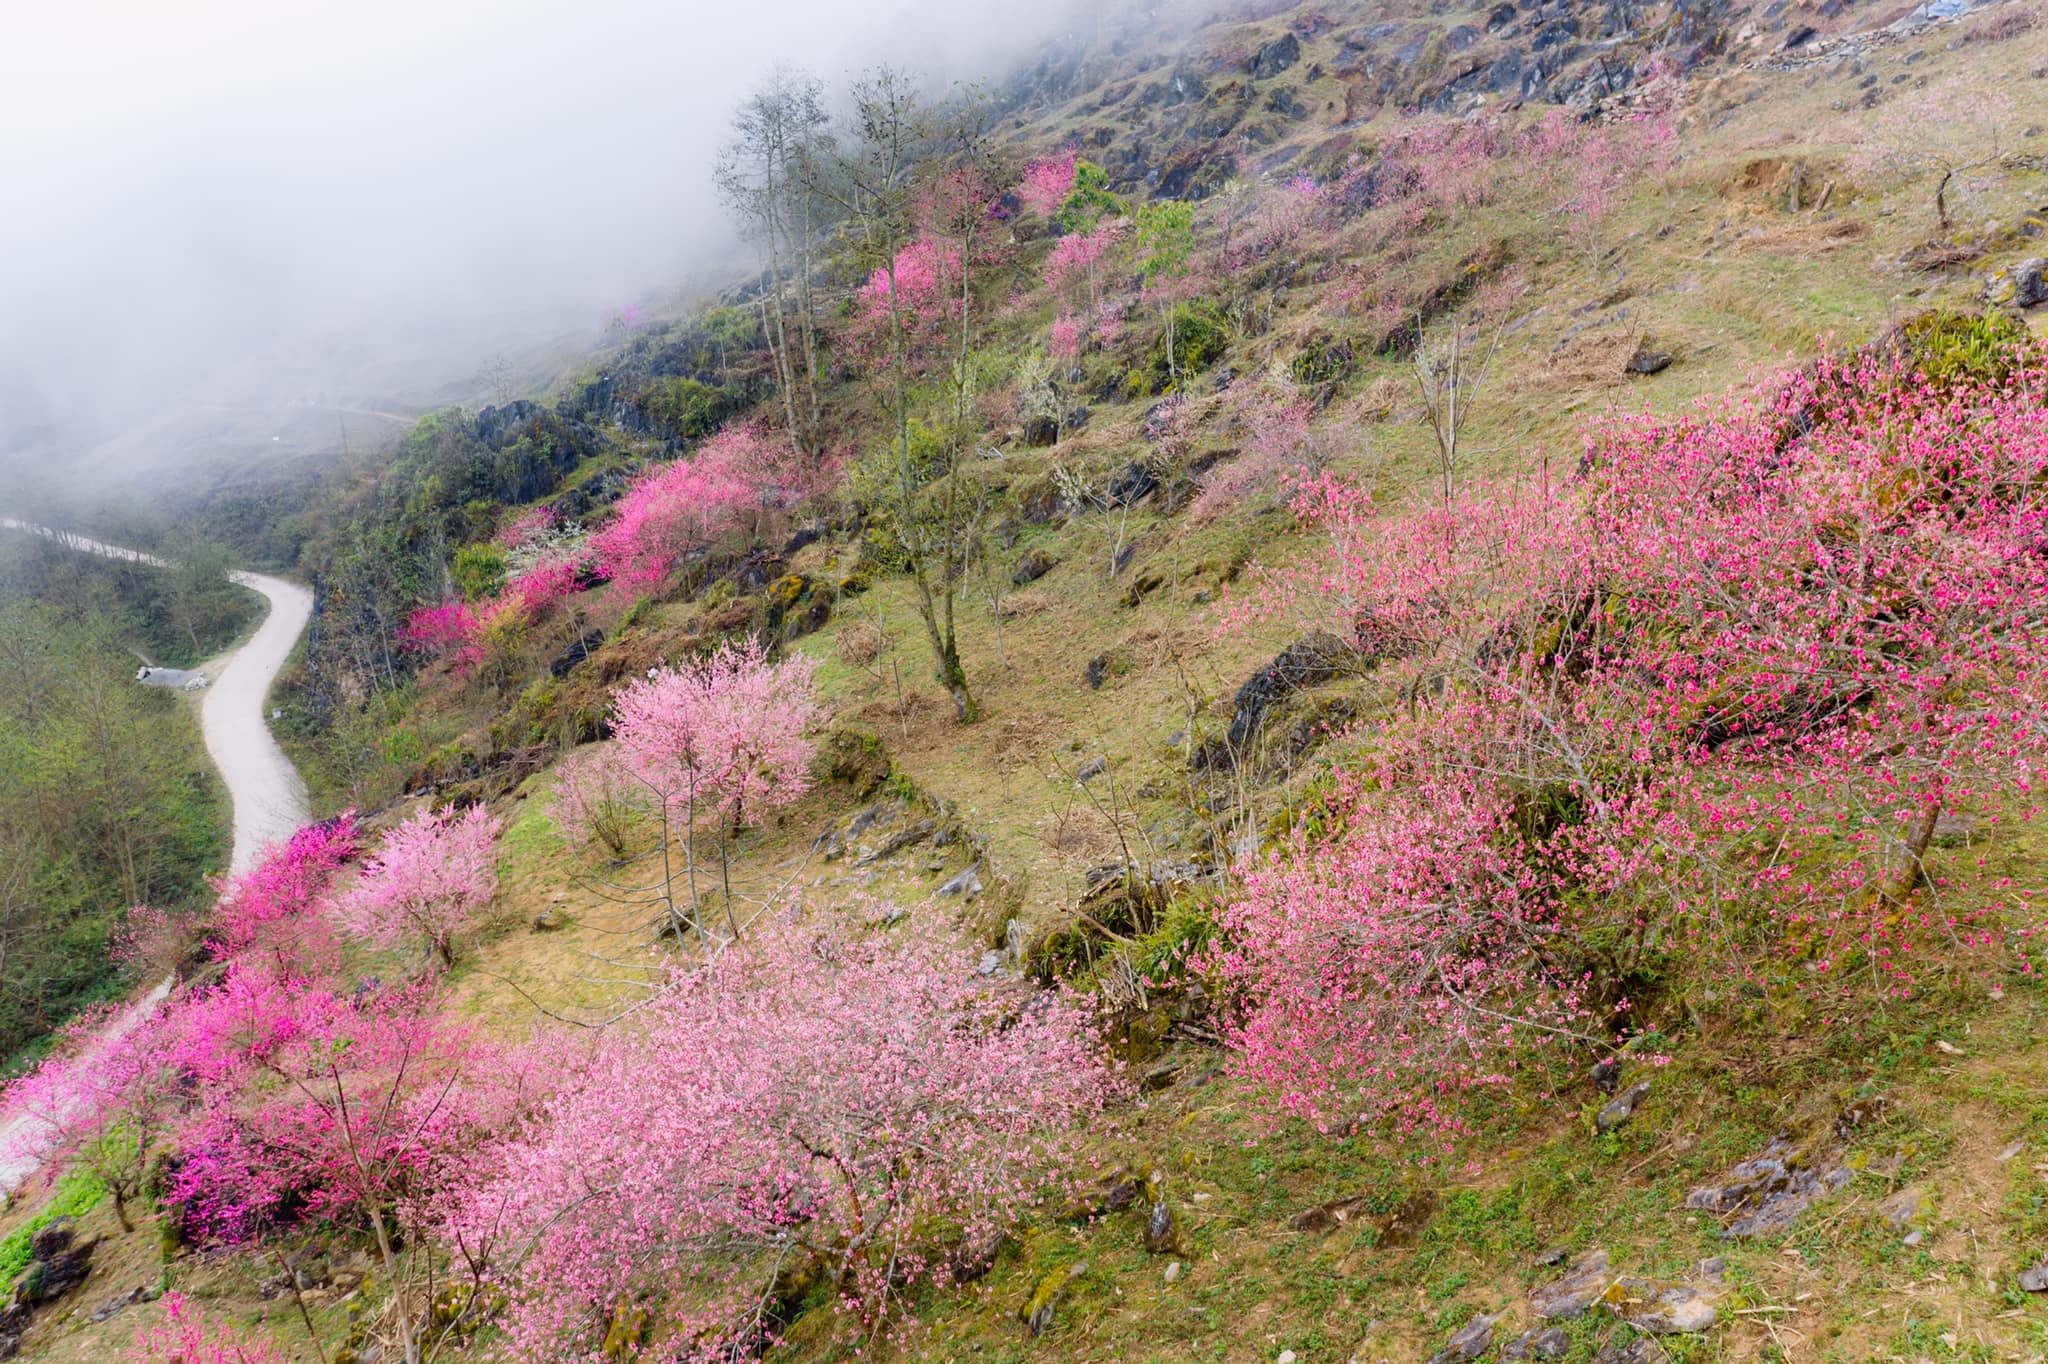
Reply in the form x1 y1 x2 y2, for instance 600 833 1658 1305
125 1292 288 1364
588 423 809 590
610 637 821 828
1190 393 1326 522
334 804 501 967
452 918 1117 1360
845 236 966 368
1221 348 2048 1143
1017 150 1079 219
494 505 558 549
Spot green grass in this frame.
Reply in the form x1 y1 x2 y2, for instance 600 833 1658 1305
0 1169 108 1295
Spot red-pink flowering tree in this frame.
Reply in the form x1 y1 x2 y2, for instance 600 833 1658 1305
0 999 183 1229
454 918 1116 1361
607 639 820 944
168 976 513 1364
211 813 360 977
1221 345 2048 1143
1016 149 1078 220
334 805 500 967
125 1292 288 1364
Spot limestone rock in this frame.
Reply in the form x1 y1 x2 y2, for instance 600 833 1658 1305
1597 1081 1652 1134
1019 1260 1088 1336
1531 1247 1612 1319
1426 1313 1496 1363
1985 257 2048 309
1501 1326 1571 1359
1602 1275 1719 1333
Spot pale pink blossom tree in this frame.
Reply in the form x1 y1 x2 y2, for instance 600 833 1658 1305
607 639 821 945
453 918 1117 1361
335 805 501 967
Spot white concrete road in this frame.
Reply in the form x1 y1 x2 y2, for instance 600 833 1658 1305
0 517 312 873
0 518 314 1193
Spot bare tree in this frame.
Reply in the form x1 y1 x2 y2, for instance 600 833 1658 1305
717 66 830 454
1411 316 1505 507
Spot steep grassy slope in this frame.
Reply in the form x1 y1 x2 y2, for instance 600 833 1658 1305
9 1 2048 1361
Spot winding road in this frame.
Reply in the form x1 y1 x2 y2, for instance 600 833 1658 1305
0 518 312 874
0 518 314 1194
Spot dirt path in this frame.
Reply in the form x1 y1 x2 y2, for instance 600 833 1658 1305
0 519 314 1194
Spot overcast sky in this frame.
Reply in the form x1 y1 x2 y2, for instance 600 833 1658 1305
0 0 1114 479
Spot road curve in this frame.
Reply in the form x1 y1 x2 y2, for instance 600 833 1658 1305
0 520 313 1195
0 518 312 874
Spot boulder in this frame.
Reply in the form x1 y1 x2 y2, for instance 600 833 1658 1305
1601 1275 1718 1333
1426 1313 1496 1363
1501 1326 1571 1359
1685 1136 1851 1237
1531 1247 1612 1319
1596 1080 1652 1134
1985 257 2048 309
1012 548 1057 586
1626 340 1674 375
1019 1260 1088 1336
1248 32 1302 78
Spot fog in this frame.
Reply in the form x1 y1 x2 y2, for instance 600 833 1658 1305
0 0 1137 492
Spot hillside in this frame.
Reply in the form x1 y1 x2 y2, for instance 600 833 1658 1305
5 1 2048 1362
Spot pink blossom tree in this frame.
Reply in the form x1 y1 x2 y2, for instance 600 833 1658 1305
589 424 812 591
453 918 1116 1361
126 1292 288 1364
1222 344 2048 1143
211 813 360 977
549 743 649 860
1016 149 1078 220
335 805 501 967
168 977 511 1364
0 1000 183 1230
607 639 820 945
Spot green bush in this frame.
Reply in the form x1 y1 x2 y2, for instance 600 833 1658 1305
1903 308 2033 390
452 542 508 602
0 1169 107 1294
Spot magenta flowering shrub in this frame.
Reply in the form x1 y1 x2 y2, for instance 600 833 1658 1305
334 804 501 967
588 423 808 590
1017 150 1078 220
211 813 360 972
1220 350 2048 1143
126 1292 288 1364
454 919 1117 1360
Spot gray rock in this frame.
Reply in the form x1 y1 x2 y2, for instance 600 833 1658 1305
977 949 1004 976
1985 257 2048 309
1686 1136 1852 1237
1606 1276 1719 1333
1012 548 1057 586
1247 32 1302 78
1878 1188 1921 1230
1627 341 1674 375
1427 1313 1496 1363
2020 1256 2048 1291
1501 1327 1571 1360
938 864 983 899
1532 1247 1612 1319
1597 1081 1652 1133
1591 1341 1655 1364
1076 756 1108 784
1145 1194 1182 1255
